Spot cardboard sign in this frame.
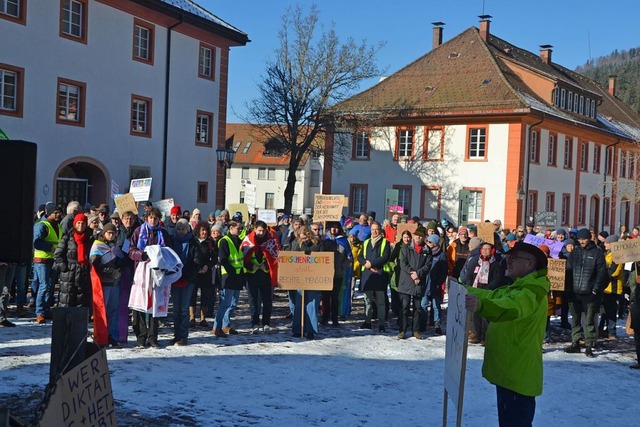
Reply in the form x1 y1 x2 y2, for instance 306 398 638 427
228 203 249 224
395 223 418 242
129 178 152 202
611 239 640 264
523 234 564 259
114 193 138 216
277 251 334 290
41 349 117 427
547 258 566 291
477 222 496 244
257 209 277 226
443 279 470 421
244 184 257 211
313 194 345 221
535 211 557 228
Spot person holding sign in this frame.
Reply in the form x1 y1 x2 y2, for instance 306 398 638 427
291 226 323 339
465 242 550 427
358 222 391 332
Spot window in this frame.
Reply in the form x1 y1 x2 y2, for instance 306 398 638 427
467 190 483 221
630 155 635 179
467 127 487 160
198 43 216 80
349 184 368 215
547 133 557 166
580 142 588 171
57 78 85 126
567 91 573 111
0 63 23 117
420 186 441 220
620 151 627 178
195 111 213 146
527 192 538 219
545 192 555 212
285 169 302 181
553 87 559 106
60 0 87 43
396 127 414 159
585 99 591 117
239 191 245 204
131 95 152 137
579 95 584 115
258 167 266 180
241 142 251 154
352 131 370 160
310 170 320 187
393 185 412 217
133 19 154 65
264 193 275 209
593 145 601 173
241 167 249 179
196 181 208 203
424 127 444 160
603 197 610 226
563 137 573 169
1 0 26 24
529 130 539 163
573 93 579 113
561 194 571 226
268 168 276 181
590 101 596 118
560 88 566 109
578 195 586 225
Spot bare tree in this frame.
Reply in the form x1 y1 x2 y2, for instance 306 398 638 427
244 4 384 213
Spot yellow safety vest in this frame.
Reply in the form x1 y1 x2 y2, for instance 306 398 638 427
219 235 244 275
362 238 391 273
33 221 62 259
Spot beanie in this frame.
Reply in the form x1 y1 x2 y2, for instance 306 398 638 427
211 222 224 234
426 221 437 231
605 234 619 244
45 202 57 216
576 228 591 240
565 238 575 246
73 213 87 225
170 205 182 215
427 234 440 245
192 208 201 216
556 228 567 236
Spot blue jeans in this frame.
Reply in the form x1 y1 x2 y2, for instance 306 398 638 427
171 283 195 340
421 293 443 324
292 290 320 336
34 263 54 316
102 285 120 340
496 385 536 427
213 288 239 330
14 263 29 306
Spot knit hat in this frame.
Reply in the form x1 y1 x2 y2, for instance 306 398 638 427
565 238 575 246
469 237 483 251
598 231 609 240
427 234 440 245
426 221 437 231
192 208 201 216
505 233 516 242
344 218 354 229
102 223 117 233
605 234 619 244
170 205 182 215
45 202 57 216
211 222 225 234
232 211 243 221
556 228 567 236
87 214 99 224
73 213 87 225
576 228 591 240
208 212 216 219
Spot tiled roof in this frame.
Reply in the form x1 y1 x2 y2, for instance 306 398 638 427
226 124 313 167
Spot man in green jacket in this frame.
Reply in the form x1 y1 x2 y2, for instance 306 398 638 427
465 241 550 427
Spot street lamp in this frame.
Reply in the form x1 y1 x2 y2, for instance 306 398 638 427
216 147 236 168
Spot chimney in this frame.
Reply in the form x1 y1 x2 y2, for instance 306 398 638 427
478 15 492 41
431 22 445 50
539 45 553 65
608 75 617 96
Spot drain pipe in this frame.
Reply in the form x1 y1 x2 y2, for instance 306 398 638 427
521 114 544 227
161 16 183 199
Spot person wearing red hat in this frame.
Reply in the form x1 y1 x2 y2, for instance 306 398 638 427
54 213 93 309
164 205 182 238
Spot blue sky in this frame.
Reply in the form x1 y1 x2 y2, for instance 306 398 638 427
203 0 640 123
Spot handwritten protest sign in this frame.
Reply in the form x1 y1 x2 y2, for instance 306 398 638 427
257 209 277 226
41 349 116 426
277 251 334 290
477 222 496 244
547 258 566 291
535 211 557 228
228 203 249 224
389 205 404 214
313 194 345 221
395 223 418 243
114 193 138 216
153 198 175 219
523 234 564 259
611 239 640 264
129 178 152 202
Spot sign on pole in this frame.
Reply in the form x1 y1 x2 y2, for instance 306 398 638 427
443 279 470 427
257 209 277 226
277 251 335 291
313 194 344 221
535 211 557 228
611 239 640 264
547 258 566 291
477 222 495 244
114 193 138 216
129 178 152 202
244 184 257 212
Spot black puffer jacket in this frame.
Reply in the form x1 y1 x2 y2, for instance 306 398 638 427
568 241 607 295
398 242 433 296
54 231 92 307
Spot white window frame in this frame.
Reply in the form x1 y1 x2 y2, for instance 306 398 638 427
134 25 151 61
58 82 81 122
199 46 213 77
547 134 555 165
258 167 266 180
560 88 566 109
468 128 486 159
264 192 275 209
1 0 19 17
468 190 482 222
530 130 538 162
131 99 148 134
241 167 249 179
61 0 83 38
0 68 17 112
354 131 369 159
398 129 413 158
196 113 210 145
573 93 579 113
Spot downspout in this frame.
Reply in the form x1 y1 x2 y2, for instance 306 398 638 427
602 138 621 232
161 16 183 199
522 114 544 227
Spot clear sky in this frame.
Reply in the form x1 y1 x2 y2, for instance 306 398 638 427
203 0 640 123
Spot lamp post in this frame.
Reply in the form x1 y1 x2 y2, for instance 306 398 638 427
517 181 526 228
216 147 236 209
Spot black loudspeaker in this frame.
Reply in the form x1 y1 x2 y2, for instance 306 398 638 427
0 140 37 263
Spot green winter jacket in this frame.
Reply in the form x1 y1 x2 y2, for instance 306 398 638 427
466 268 550 397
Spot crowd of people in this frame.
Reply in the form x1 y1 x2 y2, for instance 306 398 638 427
0 203 638 365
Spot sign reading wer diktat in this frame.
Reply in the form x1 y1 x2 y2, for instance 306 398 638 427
277 251 334 290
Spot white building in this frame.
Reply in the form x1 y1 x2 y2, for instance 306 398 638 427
0 0 248 211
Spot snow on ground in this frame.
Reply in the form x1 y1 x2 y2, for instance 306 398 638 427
1 292 639 426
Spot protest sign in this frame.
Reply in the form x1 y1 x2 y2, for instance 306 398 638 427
547 258 566 291
41 349 116 427
477 222 496 244
114 193 138 216
611 239 640 264
228 203 249 224
389 205 404 214
535 211 557 228
395 223 419 242
277 251 334 291
523 234 564 259
313 194 345 221
153 198 175 219
129 178 152 202
257 209 277 226
244 184 257 211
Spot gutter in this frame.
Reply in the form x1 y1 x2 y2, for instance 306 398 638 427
161 16 183 199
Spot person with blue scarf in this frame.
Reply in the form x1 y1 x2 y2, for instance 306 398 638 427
321 221 352 327
169 219 201 346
